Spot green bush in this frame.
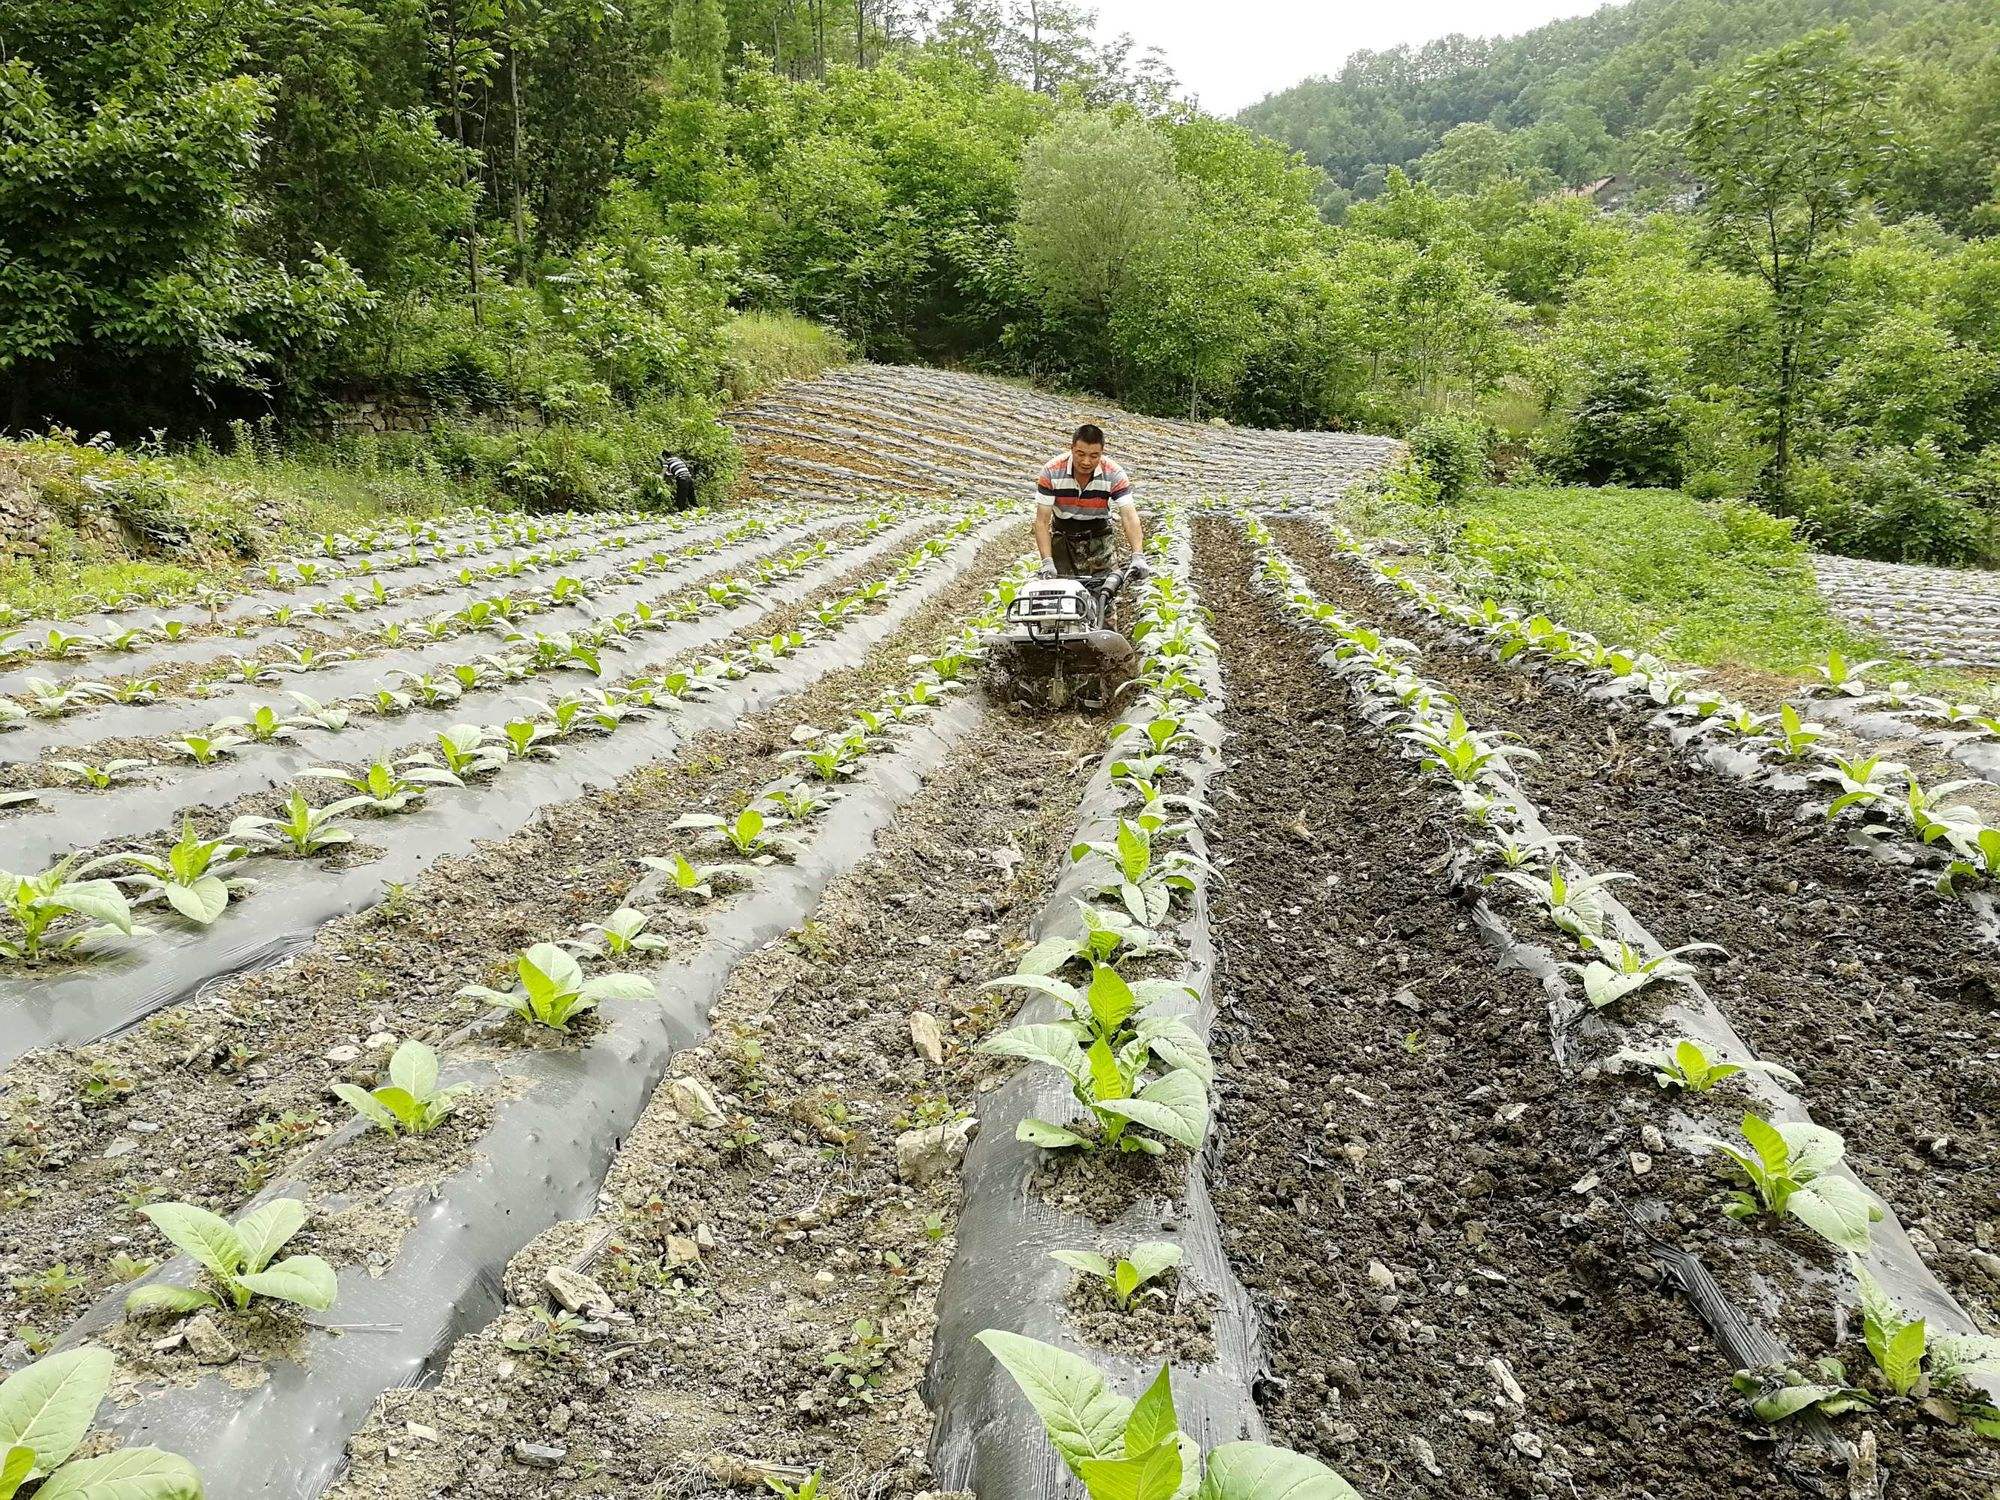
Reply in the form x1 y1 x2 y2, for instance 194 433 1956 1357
1406 412 1490 502
1537 364 1689 487
1791 445 1986 565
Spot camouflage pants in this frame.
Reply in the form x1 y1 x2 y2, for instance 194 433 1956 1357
1051 525 1116 577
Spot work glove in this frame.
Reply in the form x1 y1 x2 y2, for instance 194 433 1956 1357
1036 559 1058 579
1124 559 1151 583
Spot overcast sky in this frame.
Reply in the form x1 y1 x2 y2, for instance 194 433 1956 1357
1083 0 1614 116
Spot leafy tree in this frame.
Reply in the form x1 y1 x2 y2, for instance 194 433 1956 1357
1013 111 1182 330
1686 28 1901 507
0 0 370 421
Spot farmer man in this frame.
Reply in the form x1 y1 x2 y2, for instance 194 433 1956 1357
1034 423 1144 578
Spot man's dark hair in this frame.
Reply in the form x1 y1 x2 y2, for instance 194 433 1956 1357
1072 423 1105 446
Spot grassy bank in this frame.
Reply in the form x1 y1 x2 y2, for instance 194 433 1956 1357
0 312 848 619
1391 482 1994 693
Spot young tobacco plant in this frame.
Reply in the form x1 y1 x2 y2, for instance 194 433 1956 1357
126 1198 337 1316
1495 863 1633 945
673 807 798 863
1069 818 1208 927
1017 901 1179 974
569 907 669 957
0 859 137 963
333 1040 469 1137
1565 939 1723 1009
978 963 1211 1156
53 759 149 790
977 1332 1360 1500
1614 1038 1801 1094
1052 1241 1183 1310
643 852 744 902
458 942 655 1032
229 791 362 855
0 1346 201 1499
301 757 460 812
173 730 248 766
106 821 253 926
1698 1112 1882 1252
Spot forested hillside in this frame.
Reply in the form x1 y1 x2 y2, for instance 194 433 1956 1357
1240 0 2000 221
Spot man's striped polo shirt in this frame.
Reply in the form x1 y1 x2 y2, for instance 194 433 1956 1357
1035 454 1134 526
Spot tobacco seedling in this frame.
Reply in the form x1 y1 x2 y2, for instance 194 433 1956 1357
0 858 136 962
286 692 350 732
172 730 248 765
977 1332 1361 1500
210 704 296 744
1495 863 1633 944
1069 818 1208 926
125 1198 338 1315
1817 753 1907 818
1732 1365 1873 1424
1017 901 1178 974
0 1346 202 1499
1770 704 1827 760
764 1472 825 1500
301 757 460 812
1814 650 1885 699
230 790 362 855
570 907 669 957
1614 1038 1800 1093
433 725 504 780
1698 1112 1882 1252
458 942 655 1032
644 852 742 902
673 807 797 863
53 758 149 790
1565 939 1723 1009
106 820 253 926
333 1040 469 1137
1052 1241 1183 1310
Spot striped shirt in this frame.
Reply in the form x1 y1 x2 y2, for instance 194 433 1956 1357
1035 454 1134 525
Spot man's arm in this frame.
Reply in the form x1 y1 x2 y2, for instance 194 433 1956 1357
1119 501 1143 556
1033 502 1053 566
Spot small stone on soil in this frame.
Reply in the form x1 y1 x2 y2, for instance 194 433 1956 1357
513 1440 567 1469
908 1012 945 1065
182 1313 237 1365
668 1076 726 1127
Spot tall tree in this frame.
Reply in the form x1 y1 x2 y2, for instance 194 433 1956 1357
1686 28 1900 507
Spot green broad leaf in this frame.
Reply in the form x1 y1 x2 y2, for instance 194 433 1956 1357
0 1347 114 1477
370 1087 423 1128
982 972 1083 1010
50 880 132 934
1079 1439 1183 1500
233 1199 307 1274
163 876 228 926
1739 1113 1790 1177
1123 1364 1179 1460
1018 1118 1091 1150
1140 883 1172 927
1788 1175 1880 1252
1050 1250 1116 1281
1883 1318 1927 1397
139 1203 245 1280
388 1041 436 1101
1114 1261 1142 1305
31 1445 205 1499
1776 1121 1846 1180
1087 1038 1131 1103
123 1285 220 1317
578 973 656 1004
1085 966 1138 1038
1115 822 1150 884
1124 1242 1183 1293
1132 1018 1213 1086
1737 1377 1861 1423
1198 1443 1363 1500
331 1083 401 1134
974 1331 1132 1477
979 1024 1090 1086
520 943 582 1004
234 1253 337 1311
1098 1069 1210 1151
1017 937 1078 976
1577 961 1651 1009
1 1443 34 1499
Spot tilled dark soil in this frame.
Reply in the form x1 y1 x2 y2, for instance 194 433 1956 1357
1272 518 2000 1332
1195 517 1833 1500
0 524 1026 1344
327 686 1099 1498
